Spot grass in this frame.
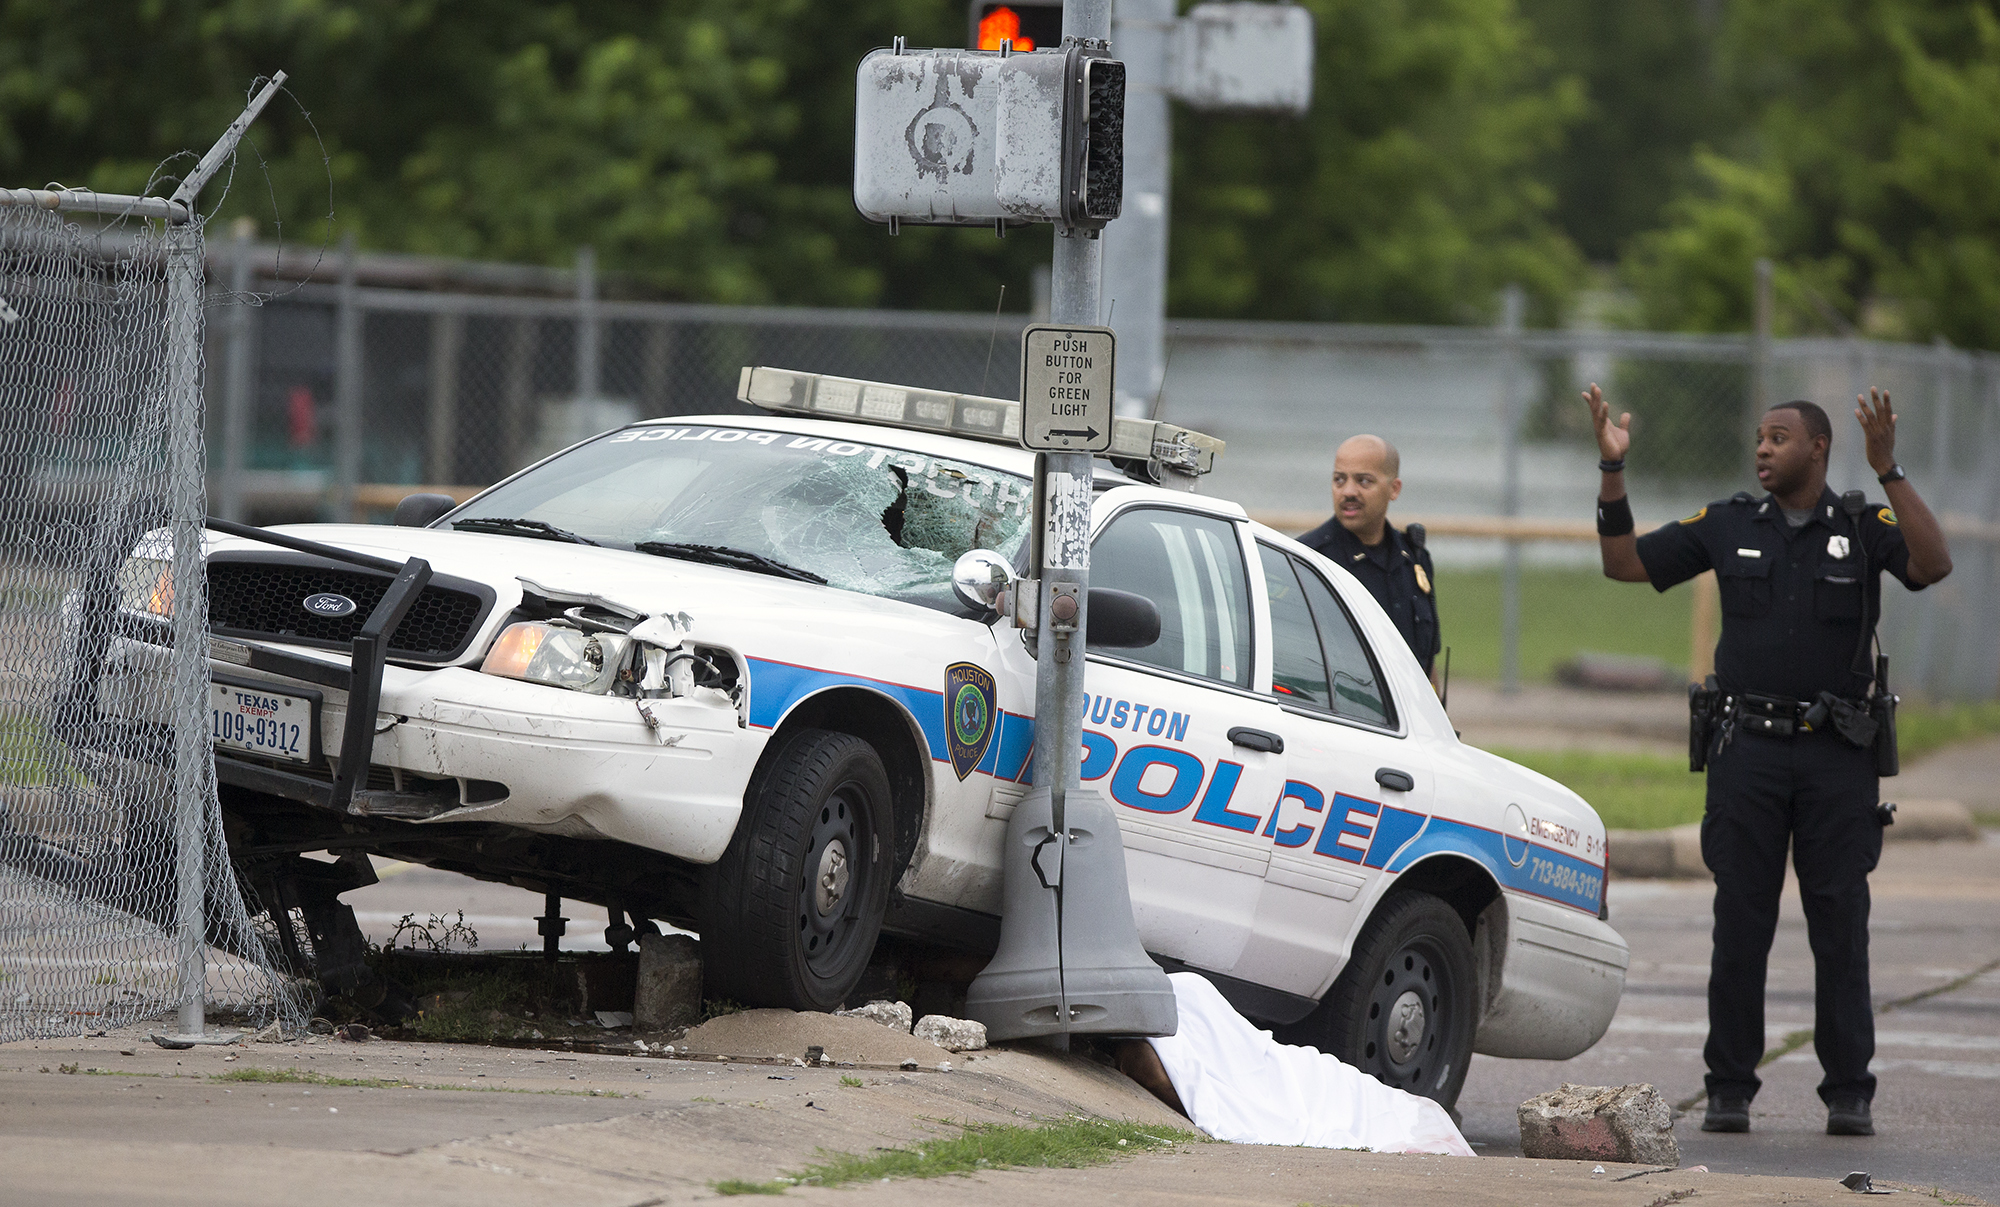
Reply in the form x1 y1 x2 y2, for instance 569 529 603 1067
1489 699 2000 832
839 1075 863 1088
1435 567 1695 684
713 1119 1203 1195
1489 747 1706 832
0 712 83 788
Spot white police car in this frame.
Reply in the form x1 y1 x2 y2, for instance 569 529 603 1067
101 366 1624 1107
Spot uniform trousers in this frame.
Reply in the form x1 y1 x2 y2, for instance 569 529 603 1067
1699 726 1883 1104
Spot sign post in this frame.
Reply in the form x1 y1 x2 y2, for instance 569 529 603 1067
858 0 1175 1045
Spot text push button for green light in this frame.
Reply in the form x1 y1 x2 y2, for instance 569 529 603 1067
1020 324 1115 453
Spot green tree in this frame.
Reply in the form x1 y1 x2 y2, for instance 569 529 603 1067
1617 0 2000 348
1515 0 1737 263
1168 0 1588 324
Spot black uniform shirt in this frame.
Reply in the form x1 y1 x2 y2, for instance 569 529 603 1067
1299 517 1441 674
1635 487 1924 700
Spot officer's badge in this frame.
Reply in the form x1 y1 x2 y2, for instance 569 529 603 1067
1414 564 1432 595
1878 507 1898 527
944 662 996 782
1827 534 1851 559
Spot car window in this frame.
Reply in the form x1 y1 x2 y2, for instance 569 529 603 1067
1092 508 1250 688
448 425 1032 612
1290 556 1394 727
1257 544 1331 706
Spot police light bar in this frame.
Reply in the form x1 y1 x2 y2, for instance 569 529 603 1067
736 366 1224 478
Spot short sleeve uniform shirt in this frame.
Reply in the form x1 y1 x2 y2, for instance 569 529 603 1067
1635 487 1923 700
1299 518 1441 674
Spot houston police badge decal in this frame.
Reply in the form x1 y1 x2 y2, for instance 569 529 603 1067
944 662 996 781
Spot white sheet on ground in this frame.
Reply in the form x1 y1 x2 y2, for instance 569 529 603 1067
1146 972 1475 1155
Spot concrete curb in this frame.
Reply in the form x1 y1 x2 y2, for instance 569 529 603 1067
1608 799 1977 879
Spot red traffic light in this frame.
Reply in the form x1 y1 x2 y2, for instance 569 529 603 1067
968 2 1063 52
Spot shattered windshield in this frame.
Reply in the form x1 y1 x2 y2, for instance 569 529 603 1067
449 425 1033 612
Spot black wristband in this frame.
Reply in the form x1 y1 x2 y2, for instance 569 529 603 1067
1598 458 1626 473
1877 464 1906 485
1596 494 1634 537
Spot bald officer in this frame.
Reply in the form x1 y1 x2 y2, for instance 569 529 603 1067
1299 435 1441 684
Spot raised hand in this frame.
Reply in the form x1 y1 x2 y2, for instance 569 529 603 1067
1856 388 1897 475
1583 384 1631 463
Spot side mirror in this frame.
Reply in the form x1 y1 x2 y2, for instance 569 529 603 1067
952 549 1016 616
393 492 459 528
1086 588 1161 649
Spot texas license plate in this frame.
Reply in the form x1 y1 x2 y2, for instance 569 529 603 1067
209 683 312 762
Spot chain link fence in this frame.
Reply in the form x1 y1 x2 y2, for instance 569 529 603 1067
0 205 302 1042
201 242 2000 702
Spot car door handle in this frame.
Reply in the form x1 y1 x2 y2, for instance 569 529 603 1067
1375 767 1415 793
1227 727 1284 754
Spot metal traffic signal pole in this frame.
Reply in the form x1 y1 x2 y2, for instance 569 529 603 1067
1023 0 1111 1049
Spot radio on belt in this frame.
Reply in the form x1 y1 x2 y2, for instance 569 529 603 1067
1019 324 1115 453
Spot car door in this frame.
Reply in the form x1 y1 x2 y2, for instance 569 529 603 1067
1072 504 1294 977
1230 541 1433 997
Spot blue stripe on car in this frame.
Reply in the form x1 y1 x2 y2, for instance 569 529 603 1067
746 656 1034 782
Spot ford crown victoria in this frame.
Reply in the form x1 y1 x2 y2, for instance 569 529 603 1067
85 367 1626 1107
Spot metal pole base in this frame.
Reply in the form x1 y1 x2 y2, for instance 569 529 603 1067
965 786 1177 1042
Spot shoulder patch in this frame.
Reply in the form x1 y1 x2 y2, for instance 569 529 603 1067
1679 506 1707 525
1877 507 1898 527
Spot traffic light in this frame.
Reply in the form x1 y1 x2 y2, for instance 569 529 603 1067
854 40 1125 235
968 1 1063 52
1070 55 1124 225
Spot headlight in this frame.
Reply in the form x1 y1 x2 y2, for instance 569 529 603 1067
117 557 174 616
480 622 629 693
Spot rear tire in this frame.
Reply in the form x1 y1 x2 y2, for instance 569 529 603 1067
701 728 892 1012
1292 891 1476 1109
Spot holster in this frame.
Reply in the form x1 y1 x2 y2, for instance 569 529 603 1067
1688 676 1719 772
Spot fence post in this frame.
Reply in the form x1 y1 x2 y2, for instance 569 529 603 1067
331 233 361 522
163 216 211 1037
1751 258 1773 457
1498 284 1525 695
216 220 255 523
577 245 600 406
427 311 462 485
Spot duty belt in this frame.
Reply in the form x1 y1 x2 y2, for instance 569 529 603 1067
1733 693 1811 738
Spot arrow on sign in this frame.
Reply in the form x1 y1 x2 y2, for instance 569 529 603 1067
1048 427 1101 440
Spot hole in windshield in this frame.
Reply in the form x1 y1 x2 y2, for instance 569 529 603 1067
449 425 1033 612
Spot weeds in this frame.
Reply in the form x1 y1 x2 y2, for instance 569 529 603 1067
383 911 480 954
839 1075 863 1088
712 1119 1203 1195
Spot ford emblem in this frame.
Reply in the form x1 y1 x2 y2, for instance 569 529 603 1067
302 592 358 618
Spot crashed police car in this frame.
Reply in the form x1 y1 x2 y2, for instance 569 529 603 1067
91 366 1625 1107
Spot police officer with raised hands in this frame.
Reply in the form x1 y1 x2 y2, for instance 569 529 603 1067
1586 383 1952 1138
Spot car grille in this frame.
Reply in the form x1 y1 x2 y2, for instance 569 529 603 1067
207 560 487 662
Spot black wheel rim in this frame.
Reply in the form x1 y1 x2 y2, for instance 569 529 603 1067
796 779 873 979
1362 935 1453 1094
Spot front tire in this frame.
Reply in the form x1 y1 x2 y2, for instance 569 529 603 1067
701 728 893 1012
1294 891 1476 1109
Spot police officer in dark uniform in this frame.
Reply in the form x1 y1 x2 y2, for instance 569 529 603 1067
1299 434 1441 684
1586 383 1953 1138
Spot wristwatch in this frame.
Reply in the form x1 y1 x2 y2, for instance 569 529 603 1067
1877 464 1907 485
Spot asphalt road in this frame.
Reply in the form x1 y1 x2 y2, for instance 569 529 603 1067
1459 830 2000 1201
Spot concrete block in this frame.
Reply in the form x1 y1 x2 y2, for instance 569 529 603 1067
1884 799 1976 842
913 1014 988 1052
1518 1082 1680 1166
633 933 702 1032
835 1000 913 1032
